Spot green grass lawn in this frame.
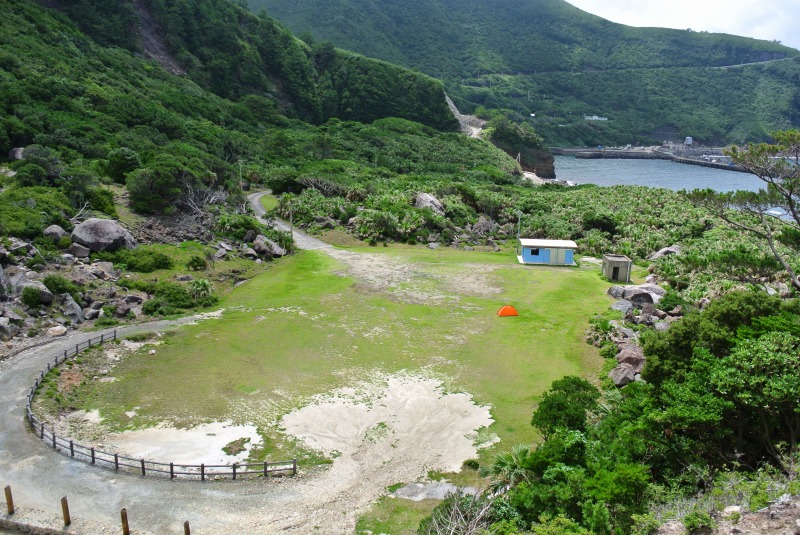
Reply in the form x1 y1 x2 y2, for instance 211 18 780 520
76 245 612 466
259 193 279 212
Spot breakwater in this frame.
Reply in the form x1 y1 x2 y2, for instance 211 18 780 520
554 148 748 173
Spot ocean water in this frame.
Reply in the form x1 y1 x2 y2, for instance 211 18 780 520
554 155 764 192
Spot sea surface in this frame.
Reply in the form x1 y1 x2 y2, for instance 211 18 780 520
554 155 764 192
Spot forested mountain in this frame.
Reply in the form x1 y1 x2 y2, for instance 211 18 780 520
0 0 516 230
249 0 800 145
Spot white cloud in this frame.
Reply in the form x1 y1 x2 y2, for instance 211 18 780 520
565 1 800 50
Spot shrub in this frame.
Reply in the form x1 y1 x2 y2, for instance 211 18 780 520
682 510 716 533
186 255 207 271
21 286 42 308
42 275 82 301
95 249 173 272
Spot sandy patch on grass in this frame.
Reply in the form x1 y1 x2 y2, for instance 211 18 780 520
282 376 494 472
104 421 262 464
258 374 496 532
325 248 501 303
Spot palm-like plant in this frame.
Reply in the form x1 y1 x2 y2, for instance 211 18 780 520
480 443 532 494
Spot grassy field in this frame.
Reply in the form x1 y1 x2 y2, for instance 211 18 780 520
51 243 615 532
73 245 612 462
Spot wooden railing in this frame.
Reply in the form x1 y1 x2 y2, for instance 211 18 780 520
25 330 296 480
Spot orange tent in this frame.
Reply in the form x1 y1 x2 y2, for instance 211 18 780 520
496 305 519 317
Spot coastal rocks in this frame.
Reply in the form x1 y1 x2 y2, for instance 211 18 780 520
414 193 445 215
71 218 137 252
647 245 681 261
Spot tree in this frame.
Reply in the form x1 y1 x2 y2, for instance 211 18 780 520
531 376 600 438
481 444 533 493
688 130 800 290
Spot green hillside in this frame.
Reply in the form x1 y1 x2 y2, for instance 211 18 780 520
248 0 800 145
0 0 514 229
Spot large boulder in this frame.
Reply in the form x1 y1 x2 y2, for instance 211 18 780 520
43 224 68 243
615 344 645 374
609 364 637 387
68 243 91 258
63 294 84 324
253 235 286 257
0 317 18 341
648 245 682 261
0 265 7 297
71 218 137 252
415 192 445 215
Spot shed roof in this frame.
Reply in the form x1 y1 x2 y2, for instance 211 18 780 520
519 239 577 249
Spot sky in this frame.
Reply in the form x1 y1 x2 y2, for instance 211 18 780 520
565 1 800 51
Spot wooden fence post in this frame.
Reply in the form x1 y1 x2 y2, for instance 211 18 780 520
121 508 130 535
264 461 268 477
70 440 74 457
52 431 56 450
140 459 146 476
184 520 191 535
40 423 44 439
232 463 237 481
91 447 96 464
200 464 205 481
292 458 297 476
4 486 14 515
61 496 71 526
170 463 174 479
114 453 119 471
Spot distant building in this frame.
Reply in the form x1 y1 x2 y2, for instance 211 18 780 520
684 136 693 145
602 254 632 282
584 115 608 121
517 239 577 266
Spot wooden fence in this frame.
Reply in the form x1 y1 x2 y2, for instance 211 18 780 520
25 330 296 480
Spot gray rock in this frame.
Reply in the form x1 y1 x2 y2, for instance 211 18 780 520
241 247 258 259
71 218 137 252
9 238 31 254
471 217 497 236
68 243 91 258
654 321 671 332
218 241 234 252
176 275 194 282
622 284 666 299
124 295 143 305
17 281 54 305
647 245 682 261
89 261 118 280
63 294 84 324
44 224 69 243
0 317 18 341
242 230 257 243
8 147 25 160
0 264 7 296
611 299 633 315
640 303 655 315
90 301 105 310
313 216 336 230
84 308 100 321
615 346 645 374
214 248 227 260
607 286 626 299
60 254 76 264
698 297 711 310
428 242 439 250
668 305 684 316
609 364 637 387
414 192 445 215
253 235 287 257
47 325 68 337
628 291 654 307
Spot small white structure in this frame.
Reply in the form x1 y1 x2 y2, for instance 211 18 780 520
602 254 632 282
584 115 608 121
517 239 577 266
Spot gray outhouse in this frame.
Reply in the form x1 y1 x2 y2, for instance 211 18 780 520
602 254 632 282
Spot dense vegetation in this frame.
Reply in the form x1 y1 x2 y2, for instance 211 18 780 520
419 290 800 534
249 0 800 145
